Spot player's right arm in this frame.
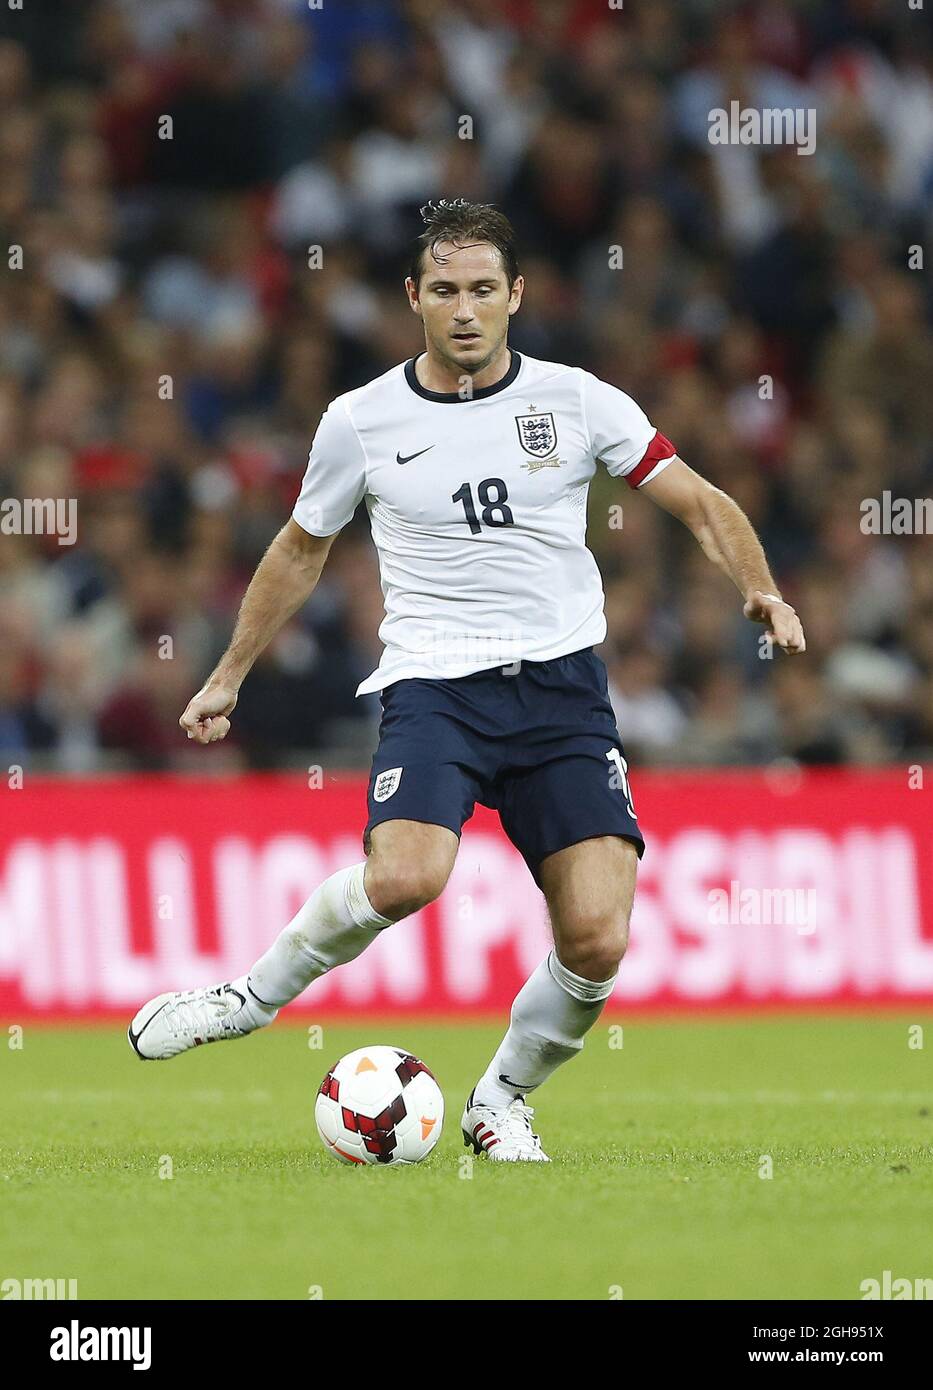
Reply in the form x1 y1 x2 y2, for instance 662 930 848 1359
181 396 368 746
179 520 338 744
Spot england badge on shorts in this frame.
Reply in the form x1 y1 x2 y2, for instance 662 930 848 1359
373 766 403 802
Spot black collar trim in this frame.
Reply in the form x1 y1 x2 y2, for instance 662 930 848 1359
404 350 522 403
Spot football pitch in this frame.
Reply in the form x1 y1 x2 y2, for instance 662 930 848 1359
2 1016 931 1301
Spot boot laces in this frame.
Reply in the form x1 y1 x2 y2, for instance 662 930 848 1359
163 986 243 1042
491 1098 541 1151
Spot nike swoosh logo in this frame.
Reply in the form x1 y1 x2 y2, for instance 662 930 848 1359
499 1073 532 1092
396 446 434 465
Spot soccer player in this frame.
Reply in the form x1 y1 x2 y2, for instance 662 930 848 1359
128 199 805 1161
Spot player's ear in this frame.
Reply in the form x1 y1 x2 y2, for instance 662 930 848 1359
508 275 524 312
405 276 422 314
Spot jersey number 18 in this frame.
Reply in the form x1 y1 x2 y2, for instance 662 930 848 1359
452 479 514 534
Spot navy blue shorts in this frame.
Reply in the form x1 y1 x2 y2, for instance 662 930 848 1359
363 647 645 887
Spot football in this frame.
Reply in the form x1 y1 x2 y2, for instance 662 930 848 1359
315 1045 444 1166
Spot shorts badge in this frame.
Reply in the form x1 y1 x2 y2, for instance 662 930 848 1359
373 767 403 802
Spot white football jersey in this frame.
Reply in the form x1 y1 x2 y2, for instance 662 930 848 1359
291 350 676 695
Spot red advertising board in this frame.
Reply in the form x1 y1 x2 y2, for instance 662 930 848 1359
1 770 931 1016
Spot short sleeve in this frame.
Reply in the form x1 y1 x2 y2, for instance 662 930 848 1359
292 399 367 536
581 370 677 489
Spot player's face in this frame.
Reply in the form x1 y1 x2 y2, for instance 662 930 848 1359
406 241 523 374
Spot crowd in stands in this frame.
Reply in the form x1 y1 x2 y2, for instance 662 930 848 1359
1 0 931 771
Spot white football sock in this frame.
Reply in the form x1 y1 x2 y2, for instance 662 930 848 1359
239 862 393 1011
474 950 617 1106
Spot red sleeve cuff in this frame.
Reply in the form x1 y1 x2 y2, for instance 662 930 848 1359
625 430 677 489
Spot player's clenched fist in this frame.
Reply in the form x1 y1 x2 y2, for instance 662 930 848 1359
179 684 238 744
743 591 806 654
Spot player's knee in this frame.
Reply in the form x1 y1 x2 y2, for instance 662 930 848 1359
364 856 450 920
559 912 630 982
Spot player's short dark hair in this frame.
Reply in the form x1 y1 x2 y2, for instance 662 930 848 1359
410 198 519 290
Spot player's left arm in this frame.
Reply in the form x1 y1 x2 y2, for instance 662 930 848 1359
639 457 806 654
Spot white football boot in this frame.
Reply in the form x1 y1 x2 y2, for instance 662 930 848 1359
128 982 276 1060
461 1087 551 1162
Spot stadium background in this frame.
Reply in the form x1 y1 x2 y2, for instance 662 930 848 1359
0 0 931 1019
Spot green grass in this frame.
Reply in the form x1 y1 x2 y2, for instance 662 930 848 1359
1 1017 931 1300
